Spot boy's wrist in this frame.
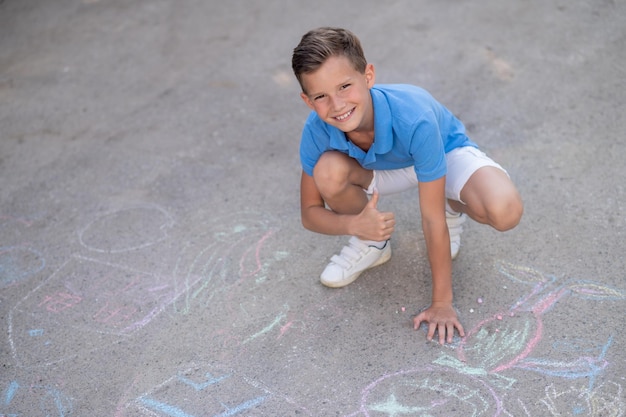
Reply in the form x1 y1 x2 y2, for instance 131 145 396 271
345 214 357 237
431 299 453 307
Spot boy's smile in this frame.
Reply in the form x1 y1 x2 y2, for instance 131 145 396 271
300 55 376 142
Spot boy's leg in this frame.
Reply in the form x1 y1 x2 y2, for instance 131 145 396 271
313 151 392 288
451 166 523 231
446 147 523 232
313 151 373 214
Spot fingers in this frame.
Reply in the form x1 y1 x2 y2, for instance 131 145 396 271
413 313 464 345
455 321 465 338
412 313 425 331
367 189 380 209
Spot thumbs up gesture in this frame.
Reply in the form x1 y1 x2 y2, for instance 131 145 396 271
355 190 395 241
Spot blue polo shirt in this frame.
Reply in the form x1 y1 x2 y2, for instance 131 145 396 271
299 84 477 182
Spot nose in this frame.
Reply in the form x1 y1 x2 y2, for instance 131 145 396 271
330 94 345 112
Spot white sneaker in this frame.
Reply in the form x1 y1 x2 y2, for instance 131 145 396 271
446 211 466 260
320 237 391 288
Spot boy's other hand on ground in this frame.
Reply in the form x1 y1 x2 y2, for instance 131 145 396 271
413 302 465 345
354 191 395 241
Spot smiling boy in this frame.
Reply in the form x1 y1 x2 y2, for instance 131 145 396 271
291 27 523 344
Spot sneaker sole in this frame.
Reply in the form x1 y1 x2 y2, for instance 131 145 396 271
320 246 392 288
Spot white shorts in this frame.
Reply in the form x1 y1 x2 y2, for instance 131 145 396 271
365 146 507 204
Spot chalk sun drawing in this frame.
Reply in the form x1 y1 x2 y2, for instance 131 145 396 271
344 366 505 417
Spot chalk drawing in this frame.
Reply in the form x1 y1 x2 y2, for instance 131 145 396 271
7 255 179 366
78 205 174 253
0 246 45 289
433 261 626 391
170 215 288 316
347 261 625 416
0 379 72 417
124 365 291 417
345 366 505 417
538 381 624 417
7 209 291 367
117 365 316 416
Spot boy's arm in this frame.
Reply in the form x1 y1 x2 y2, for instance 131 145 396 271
300 170 394 241
413 176 465 344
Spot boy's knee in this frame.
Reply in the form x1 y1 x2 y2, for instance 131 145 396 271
313 151 352 194
490 194 523 231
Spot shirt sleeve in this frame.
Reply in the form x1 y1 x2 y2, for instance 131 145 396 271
299 116 325 177
409 110 447 182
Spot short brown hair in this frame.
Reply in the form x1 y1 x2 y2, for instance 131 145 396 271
292 27 367 92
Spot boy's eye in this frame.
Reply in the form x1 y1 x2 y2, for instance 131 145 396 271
313 94 325 101
340 83 351 89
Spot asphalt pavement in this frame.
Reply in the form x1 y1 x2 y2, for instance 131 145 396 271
1 0 625 415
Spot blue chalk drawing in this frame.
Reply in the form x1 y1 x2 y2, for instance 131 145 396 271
177 373 229 391
0 246 45 288
213 396 267 417
139 394 267 417
134 365 270 417
3 381 19 405
139 397 195 417
1 381 72 417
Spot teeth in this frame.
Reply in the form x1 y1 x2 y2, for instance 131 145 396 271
336 109 352 120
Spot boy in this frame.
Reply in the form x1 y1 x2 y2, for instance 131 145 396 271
291 27 523 344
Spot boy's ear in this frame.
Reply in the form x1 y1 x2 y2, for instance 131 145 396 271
300 92 315 110
365 63 376 88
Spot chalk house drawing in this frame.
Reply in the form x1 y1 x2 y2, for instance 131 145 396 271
0 379 73 417
129 366 270 417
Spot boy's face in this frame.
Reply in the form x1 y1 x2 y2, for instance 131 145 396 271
300 55 375 134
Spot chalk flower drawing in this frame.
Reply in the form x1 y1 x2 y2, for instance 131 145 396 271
435 262 625 388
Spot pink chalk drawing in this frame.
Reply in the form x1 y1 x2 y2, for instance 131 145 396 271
345 261 625 417
38 292 83 313
7 256 179 366
433 261 625 390
7 210 289 368
172 225 288 315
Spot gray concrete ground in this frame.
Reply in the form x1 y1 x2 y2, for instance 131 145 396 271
1 0 625 415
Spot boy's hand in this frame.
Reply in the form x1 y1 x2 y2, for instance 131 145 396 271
353 191 395 241
413 302 465 345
